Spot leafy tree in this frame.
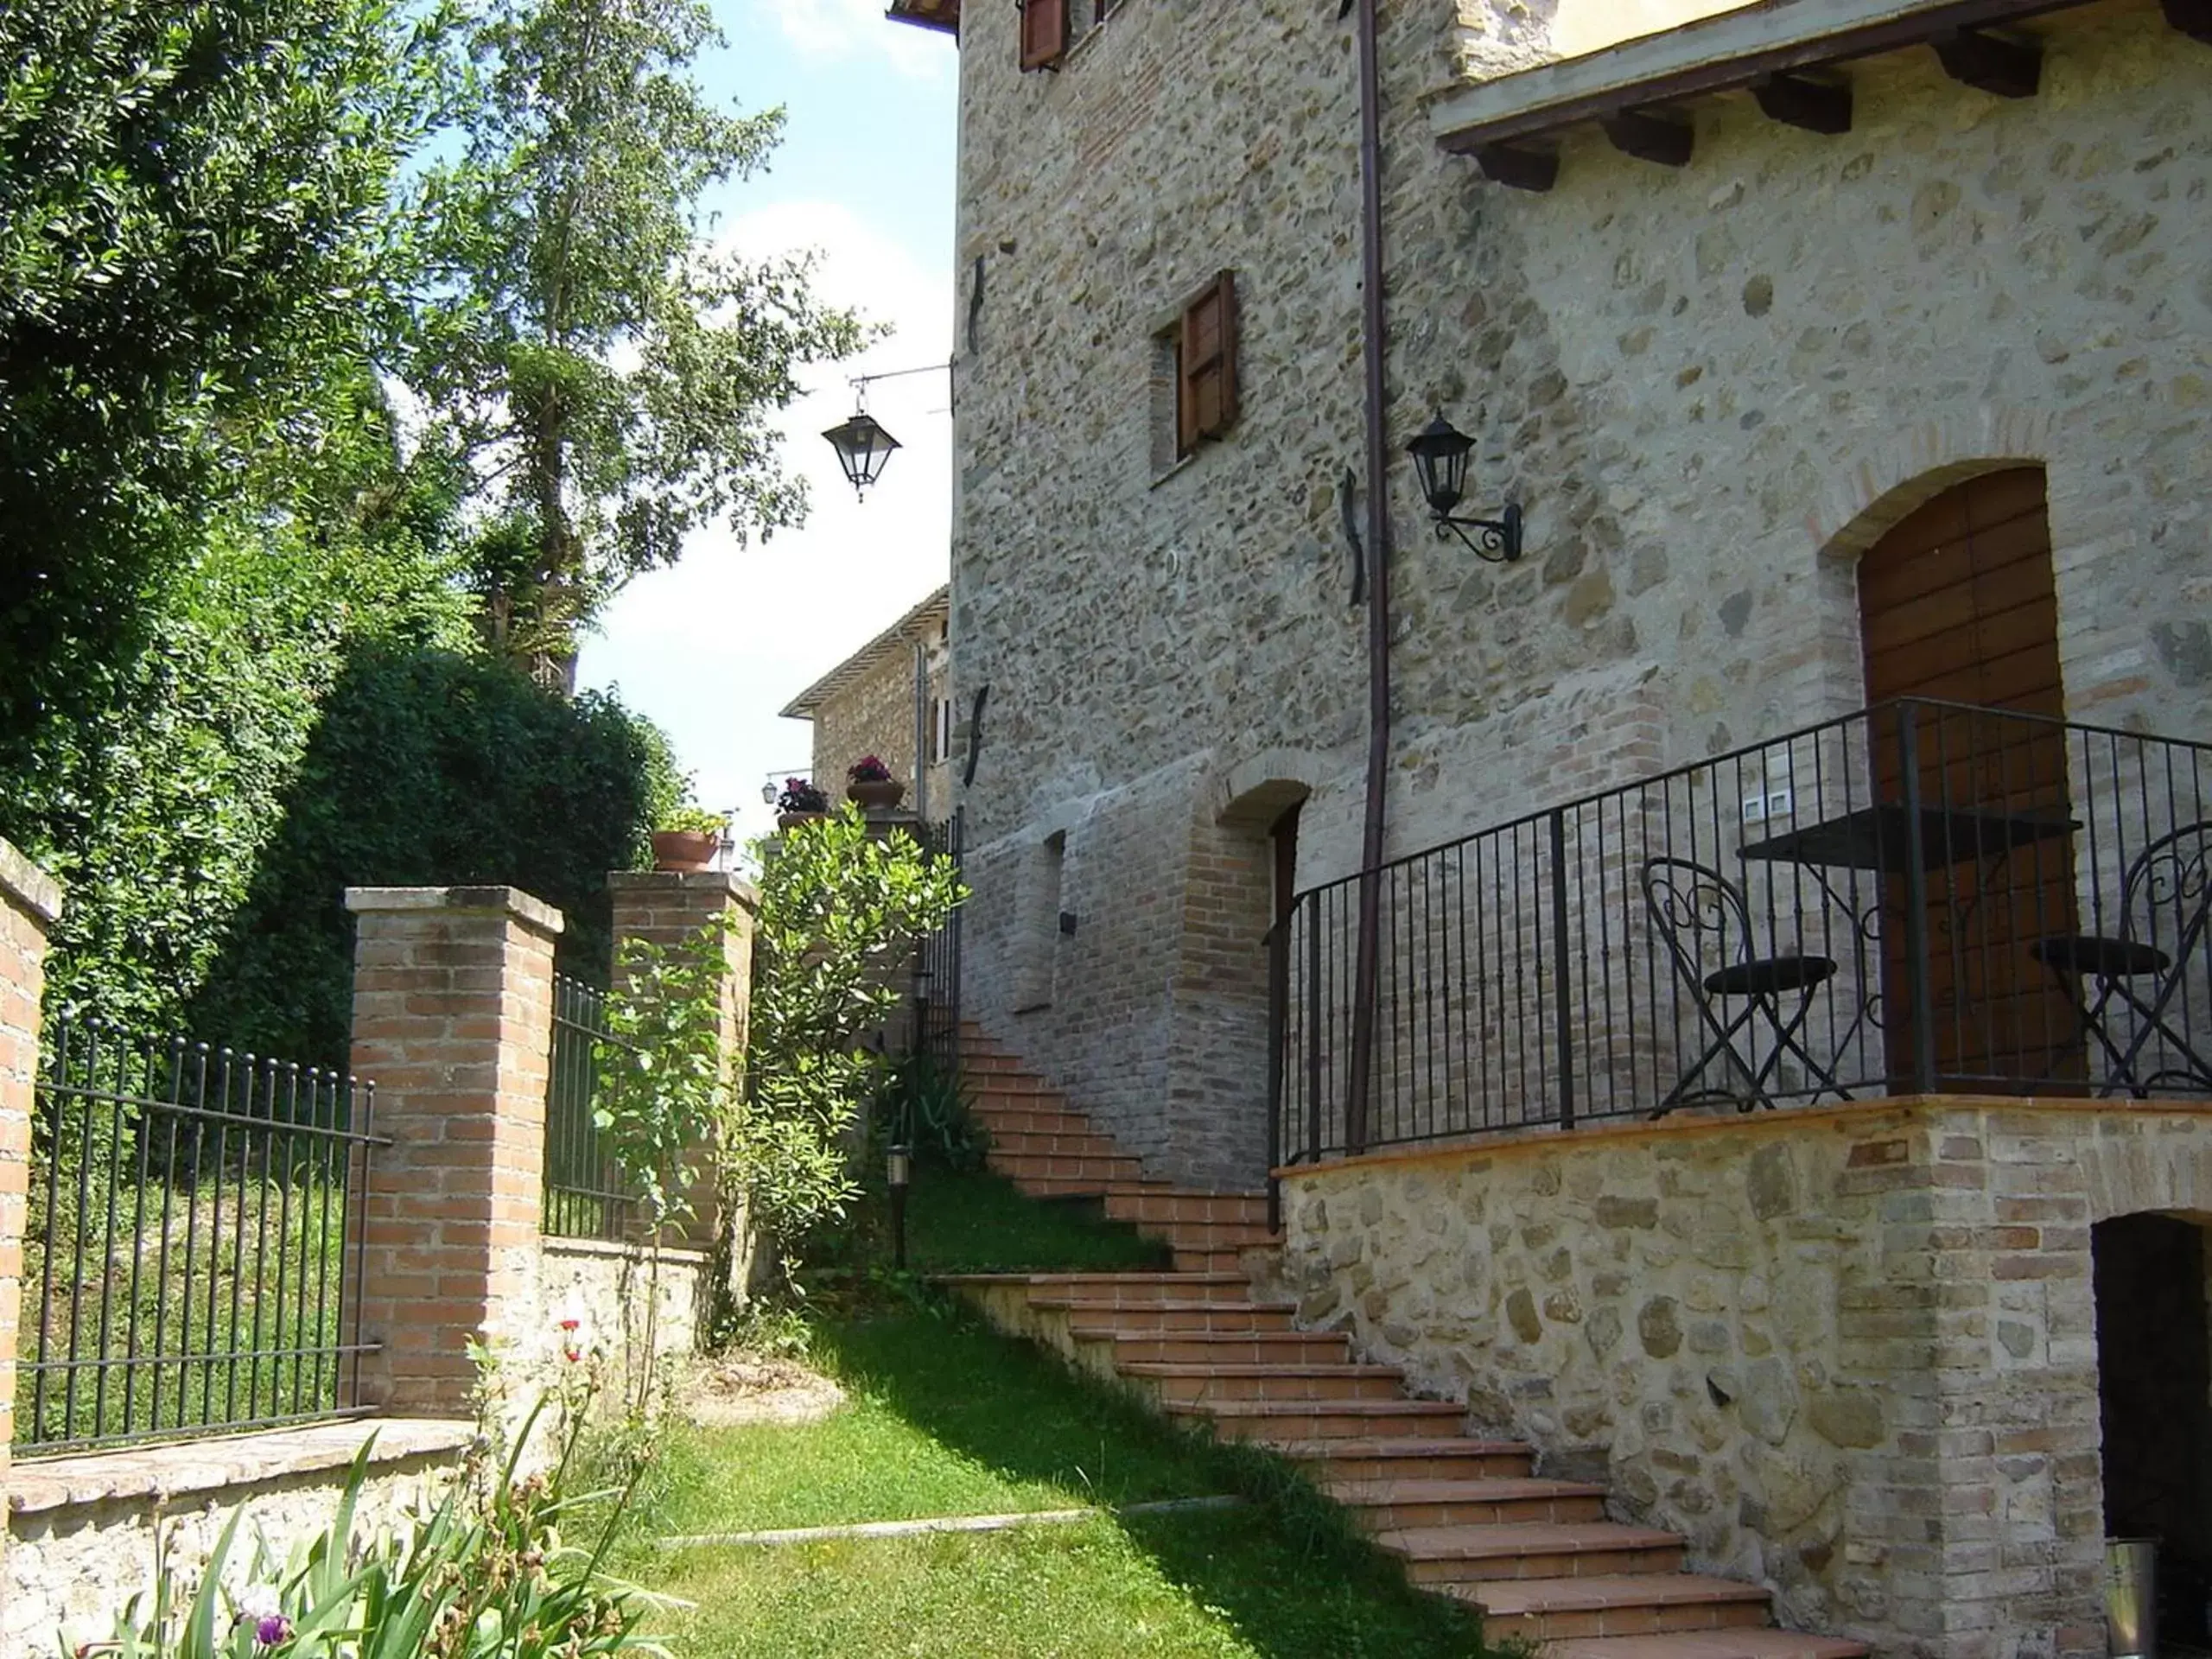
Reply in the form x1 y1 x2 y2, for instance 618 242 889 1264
0 0 445 762
410 0 864 685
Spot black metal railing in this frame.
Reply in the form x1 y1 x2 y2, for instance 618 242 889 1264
1270 698 2212 1173
20 1020 381 1454
542 975 637 1242
913 808 965 1073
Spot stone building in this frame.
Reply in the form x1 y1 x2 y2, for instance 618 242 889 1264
779 585 954 819
893 0 2212 1649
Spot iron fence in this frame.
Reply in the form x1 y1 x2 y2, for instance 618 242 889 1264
913 809 965 1075
1271 698 2212 1177
542 975 637 1242
20 1020 381 1454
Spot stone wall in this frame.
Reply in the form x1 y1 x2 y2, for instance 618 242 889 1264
944 0 2212 1185
804 618 953 822
1279 1097 2212 1657
3 1421 469 1654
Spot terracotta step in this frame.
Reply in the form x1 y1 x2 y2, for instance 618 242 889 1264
1379 1522 1685 1586
1103 1188 1270 1225
1073 1329 1351 1365
1166 1397 1467 1442
1545 1633 1871 1659
969 1075 1066 1099
1150 1218 1279 1249
1326 1476 1610 1531
966 1106 1092 1137
1040 1299 1299 1333
1279 1436 1538 1484
950 1272 1258 1305
1446 1574 1774 1640
988 1152 1144 1184
986 1129 1128 1160
1120 1363 1408 1404
1171 1249 1252 1274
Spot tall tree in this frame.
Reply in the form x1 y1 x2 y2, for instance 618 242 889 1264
0 0 442 765
410 0 862 686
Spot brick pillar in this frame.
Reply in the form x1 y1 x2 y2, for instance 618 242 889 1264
606 873 758 1248
345 887 562 1416
0 841 61 1546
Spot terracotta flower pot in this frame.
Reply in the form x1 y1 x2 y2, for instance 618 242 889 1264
776 810 827 831
651 829 721 873
847 778 906 811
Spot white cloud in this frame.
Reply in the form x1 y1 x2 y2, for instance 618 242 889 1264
753 0 953 79
576 196 957 849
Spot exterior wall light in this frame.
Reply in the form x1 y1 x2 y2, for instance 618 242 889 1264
886 1142 912 1269
823 409 901 500
1407 414 1522 563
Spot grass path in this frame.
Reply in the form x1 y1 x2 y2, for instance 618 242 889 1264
614 1310 1493 1658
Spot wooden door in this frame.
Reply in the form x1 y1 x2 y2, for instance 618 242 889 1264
1858 467 2079 1088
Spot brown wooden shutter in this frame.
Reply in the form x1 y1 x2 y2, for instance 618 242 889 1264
1020 0 1068 70
1177 270 1238 456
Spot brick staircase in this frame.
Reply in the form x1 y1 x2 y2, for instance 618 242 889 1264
947 1026 1869 1657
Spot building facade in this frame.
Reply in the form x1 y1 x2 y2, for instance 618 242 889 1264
780 586 955 820
927 0 2210 1191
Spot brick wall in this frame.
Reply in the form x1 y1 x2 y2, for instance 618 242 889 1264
0 838 60 1562
345 887 563 1415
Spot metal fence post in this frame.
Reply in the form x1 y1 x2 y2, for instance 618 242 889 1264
1897 703 1939 1095
1264 913 1287 1234
1549 807 1577 1131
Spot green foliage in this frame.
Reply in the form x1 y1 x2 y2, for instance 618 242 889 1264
876 1052 988 1174
656 805 729 836
409 0 864 677
743 808 965 1259
79 1396 667 1658
183 645 679 1063
596 925 733 1236
0 0 447 763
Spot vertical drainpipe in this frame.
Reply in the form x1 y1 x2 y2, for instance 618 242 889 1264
912 636 930 824
1344 0 1390 1158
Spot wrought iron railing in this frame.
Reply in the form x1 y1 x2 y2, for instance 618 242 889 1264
913 808 965 1074
542 975 637 1242
1270 698 2212 1178
20 1020 381 1454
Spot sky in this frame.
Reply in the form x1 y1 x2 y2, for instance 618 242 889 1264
573 0 958 845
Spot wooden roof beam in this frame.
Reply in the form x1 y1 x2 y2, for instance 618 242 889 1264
1932 28 2041 96
1602 105 1694 167
1476 143 1560 193
1752 70 1853 134
2164 0 2212 43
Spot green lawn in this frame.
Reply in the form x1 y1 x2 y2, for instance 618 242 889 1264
902 1168 1174 1274
620 1312 1493 1659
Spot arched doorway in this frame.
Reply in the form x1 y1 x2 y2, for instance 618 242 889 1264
1856 466 2081 1088
2094 1212 2212 1645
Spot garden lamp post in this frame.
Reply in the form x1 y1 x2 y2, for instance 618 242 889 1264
887 1142 912 1270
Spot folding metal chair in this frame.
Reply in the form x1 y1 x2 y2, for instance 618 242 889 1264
1642 855 1847 1116
2031 820 2212 1097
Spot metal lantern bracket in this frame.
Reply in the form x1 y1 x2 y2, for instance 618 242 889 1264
1434 499 1523 565
1405 412 1524 565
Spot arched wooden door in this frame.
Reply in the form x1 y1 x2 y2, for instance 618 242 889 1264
1858 466 2080 1088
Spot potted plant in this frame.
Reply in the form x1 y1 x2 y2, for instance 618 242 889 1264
776 776 832 830
652 804 727 872
847 754 906 811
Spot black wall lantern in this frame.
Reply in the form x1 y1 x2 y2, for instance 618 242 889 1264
823 409 901 501
1407 414 1522 564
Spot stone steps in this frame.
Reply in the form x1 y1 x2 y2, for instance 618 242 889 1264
1545 1632 1874 1659
1445 1574 1777 1639
942 1024 1867 1654
1378 1521 1688 1586
1325 1476 1611 1530
1119 1361 1410 1404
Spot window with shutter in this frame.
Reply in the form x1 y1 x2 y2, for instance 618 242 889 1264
1176 271 1238 458
1019 0 1069 70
